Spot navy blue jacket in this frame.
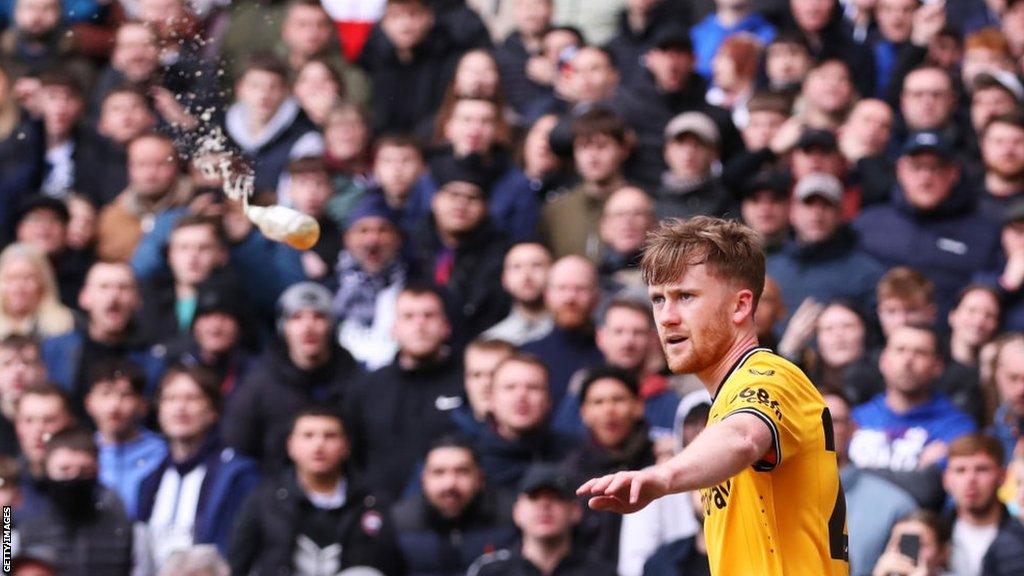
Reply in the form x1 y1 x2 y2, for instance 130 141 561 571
137 434 260 554
520 327 604 405
41 325 167 400
853 183 1001 314
472 426 578 491
391 490 517 576
981 508 1024 576
767 227 885 331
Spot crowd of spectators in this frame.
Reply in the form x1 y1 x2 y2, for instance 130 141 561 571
2 0 1024 575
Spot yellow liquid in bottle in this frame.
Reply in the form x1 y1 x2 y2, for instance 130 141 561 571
282 217 321 250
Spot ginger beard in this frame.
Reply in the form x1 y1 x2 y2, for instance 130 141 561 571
653 264 738 376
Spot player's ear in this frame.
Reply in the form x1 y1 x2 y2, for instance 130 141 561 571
733 288 755 322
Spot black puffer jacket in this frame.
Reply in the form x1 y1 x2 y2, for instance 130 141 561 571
222 340 360 471
230 470 404 576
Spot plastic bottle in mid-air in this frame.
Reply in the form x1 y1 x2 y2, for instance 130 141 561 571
244 205 321 250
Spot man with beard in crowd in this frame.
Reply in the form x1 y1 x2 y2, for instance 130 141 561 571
521 256 604 405
484 242 554 346
392 436 518 576
223 282 359 472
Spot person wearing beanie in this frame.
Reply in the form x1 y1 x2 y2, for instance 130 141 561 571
408 156 510 348
222 281 361 473
167 277 257 398
334 193 408 370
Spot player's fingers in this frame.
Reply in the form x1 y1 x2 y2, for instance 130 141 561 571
588 496 626 513
629 475 644 504
604 472 632 497
582 474 614 495
576 477 598 495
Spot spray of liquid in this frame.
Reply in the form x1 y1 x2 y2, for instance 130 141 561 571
191 126 320 250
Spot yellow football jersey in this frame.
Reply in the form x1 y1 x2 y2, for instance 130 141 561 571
700 347 849 576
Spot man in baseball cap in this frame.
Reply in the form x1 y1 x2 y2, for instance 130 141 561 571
469 464 613 576
769 172 885 328
221 281 360 471
657 111 734 220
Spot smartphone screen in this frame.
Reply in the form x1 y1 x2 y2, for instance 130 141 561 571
899 533 921 565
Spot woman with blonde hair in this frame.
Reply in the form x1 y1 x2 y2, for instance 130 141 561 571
0 243 75 339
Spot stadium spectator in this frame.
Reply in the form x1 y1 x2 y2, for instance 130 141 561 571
838 99 895 207
849 324 977 472
0 335 45 457
871 511 951 576
167 278 255 396
596 186 654 295
968 72 1022 142
468 464 615 576
83 358 167 520
656 112 734 220
454 338 515 435
768 172 885 328
975 201 1024 331
977 111 1024 221
854 131 1002 314
10 195 91 308
691 0 775 80
493 0 556 115
138 365 260 562
277 0 370 109
77 87 157 207
803 301 884 406
944 434 1024 576
223 282 358 472
540 109 631 261
12 383 73 519
333 193 407 369
408 155 510 343
225 54 324 196
360 0 458 134
36 72 86 197
229 407 402 576
0 242 74 339
554 298 680 437
946 285 1001 371
41 261 164 402
136 215 232 346
95 132 192 262
737 171 791 253
474 354 576 489
567 366 655 563
392 436 518 576
17 428 136 576
824 388 917 576
520 256 604 404
344 285 463 501
322 103 373 218
484 242 554 346
989 334 1024 462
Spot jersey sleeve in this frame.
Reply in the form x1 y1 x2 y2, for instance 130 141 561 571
718 362 805 472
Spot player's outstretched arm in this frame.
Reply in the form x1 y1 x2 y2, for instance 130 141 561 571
577 412 773 514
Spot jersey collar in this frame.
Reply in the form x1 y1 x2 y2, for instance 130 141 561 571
710 346 774 403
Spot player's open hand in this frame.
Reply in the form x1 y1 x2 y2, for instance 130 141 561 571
576 467 671 514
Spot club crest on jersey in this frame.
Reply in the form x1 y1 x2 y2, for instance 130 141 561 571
361 510 383 536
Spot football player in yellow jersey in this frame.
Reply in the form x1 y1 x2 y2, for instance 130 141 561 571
578 216 849 576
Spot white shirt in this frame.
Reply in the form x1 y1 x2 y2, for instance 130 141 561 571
950 520 999 576
42 142 74 197
147 464 207 567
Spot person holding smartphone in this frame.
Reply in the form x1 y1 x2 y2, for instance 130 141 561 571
871 511 950 576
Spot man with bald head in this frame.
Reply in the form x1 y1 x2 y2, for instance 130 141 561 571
520 256 605 404
839 99 895 207
989 335 1024 463
41 261 165 411
598 186 655 295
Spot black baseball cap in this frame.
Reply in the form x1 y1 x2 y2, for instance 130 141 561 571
739 171 791 201
900 131 955 159
794 129 838 152
649 25 692 52
519 464 575 500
